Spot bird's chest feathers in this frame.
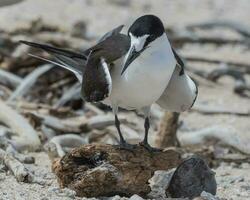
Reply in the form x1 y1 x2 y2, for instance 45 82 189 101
125 49 175 83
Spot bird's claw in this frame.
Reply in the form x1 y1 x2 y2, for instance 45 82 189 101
139 141 162 153
114 141 137 152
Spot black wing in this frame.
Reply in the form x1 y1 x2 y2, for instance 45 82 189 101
81 50 111 102
97 25 124 43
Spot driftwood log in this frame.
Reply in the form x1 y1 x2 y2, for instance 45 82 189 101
52 144 181 198
155 112 180 148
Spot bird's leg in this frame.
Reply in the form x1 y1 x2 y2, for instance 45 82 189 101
140 108 162 153
114 114 136 151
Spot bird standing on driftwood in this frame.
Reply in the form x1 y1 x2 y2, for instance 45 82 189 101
20 15 198 152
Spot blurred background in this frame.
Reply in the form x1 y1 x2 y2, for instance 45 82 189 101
0 0 250 199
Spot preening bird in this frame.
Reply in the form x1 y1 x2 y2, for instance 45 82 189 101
20 15 198 152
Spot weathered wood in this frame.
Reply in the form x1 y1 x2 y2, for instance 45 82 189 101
192 104 250 116
0 69 22 88
0 99 40 151
155 112 180 148
0 148 33 182
52 144 181 198
8 64 53 102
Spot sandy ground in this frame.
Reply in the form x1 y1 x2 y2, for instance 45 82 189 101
0 0 250 199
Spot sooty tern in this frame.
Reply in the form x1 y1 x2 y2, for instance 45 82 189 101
20 15 198 152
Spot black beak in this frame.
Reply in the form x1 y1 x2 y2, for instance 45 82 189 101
121 46 141 75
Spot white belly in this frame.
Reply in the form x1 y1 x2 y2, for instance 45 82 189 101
103 35 176 110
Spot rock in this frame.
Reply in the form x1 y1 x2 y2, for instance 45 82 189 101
48 186 76 199
52 144 181 198
148 170 175 199
166 156 217 199
200 191 220 200
129 194 144 200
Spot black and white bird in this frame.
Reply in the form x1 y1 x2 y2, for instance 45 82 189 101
20 15 198 152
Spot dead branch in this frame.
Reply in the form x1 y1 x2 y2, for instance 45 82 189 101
84 103 105 115
0 148 33 182
52 144 181 198
187 20 250 38
26 112 83 133
6 145 35 164
169 35 247 47
185 55 250 73
26 111 128 133
45 134 87 159
0 148 47 185
85 115 127 130
0 99 40 151
0 69 22 88
207 67 250 96
178 125 250 154
192 104 250 116
155 112 180 148
8 64 53 102
8 100 74 117
54 82 81 108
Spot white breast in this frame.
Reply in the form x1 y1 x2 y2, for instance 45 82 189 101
103 34 176 110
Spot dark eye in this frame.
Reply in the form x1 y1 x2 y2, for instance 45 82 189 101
143 35 154 48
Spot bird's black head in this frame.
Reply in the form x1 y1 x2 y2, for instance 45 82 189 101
121 15 165 75
128 14 165 46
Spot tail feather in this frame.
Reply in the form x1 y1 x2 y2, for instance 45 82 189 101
20 40 86 76
28 53 82 82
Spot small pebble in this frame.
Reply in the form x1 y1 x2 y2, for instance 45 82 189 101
200 191 220 200
129 194 144 200
240 163 250 169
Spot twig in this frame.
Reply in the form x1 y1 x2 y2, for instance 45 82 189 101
6 145 35 164
45 134 87 159
205 66 250 96
85 115 127 130
178 125 250 154
192 104 250 116
26 112 127 133
0 148 46 185
84 103 105 115
54 82 81 108
185 55 250 73
0 148 33 182
169 35 247 46
25 112 83 133
0 99 40 151
0 69 22 88
8 64 53 102
187 20 250 38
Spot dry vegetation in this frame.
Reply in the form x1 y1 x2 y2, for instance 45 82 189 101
0 0 250 199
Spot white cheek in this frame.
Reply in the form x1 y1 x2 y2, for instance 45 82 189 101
130 33 149 52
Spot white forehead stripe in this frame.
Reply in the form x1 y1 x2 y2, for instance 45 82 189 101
129 33 149 52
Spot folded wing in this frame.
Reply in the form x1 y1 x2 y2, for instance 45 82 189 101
156 50 198 112
20 25 130 103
